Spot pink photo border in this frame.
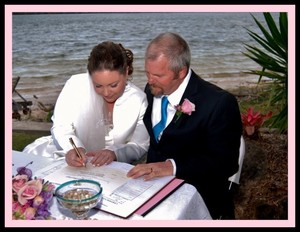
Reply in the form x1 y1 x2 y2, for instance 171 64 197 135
5 4 296 228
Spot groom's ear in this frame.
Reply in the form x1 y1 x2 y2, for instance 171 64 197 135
179 67 188 80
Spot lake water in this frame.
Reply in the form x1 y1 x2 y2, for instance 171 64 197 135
12 12 271 106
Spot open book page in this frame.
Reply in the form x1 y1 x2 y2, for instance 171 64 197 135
42 161 175 218
12 150 66 177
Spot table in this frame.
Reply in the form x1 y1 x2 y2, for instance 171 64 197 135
12 150 212 220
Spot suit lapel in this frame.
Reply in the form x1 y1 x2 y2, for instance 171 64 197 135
168 71 199 129
144 84 157 140
144 71 200 141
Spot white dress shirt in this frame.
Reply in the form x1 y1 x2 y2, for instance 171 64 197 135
151 69 191 175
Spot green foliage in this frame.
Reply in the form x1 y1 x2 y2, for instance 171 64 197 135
12 132 41 151
13 131 51 151
242 12 288 134
238 87 278 116
46 110 54 122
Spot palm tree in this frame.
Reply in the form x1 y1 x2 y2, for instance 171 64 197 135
243 12 288 134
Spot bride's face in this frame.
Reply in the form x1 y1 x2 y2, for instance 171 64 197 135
91 70 127 104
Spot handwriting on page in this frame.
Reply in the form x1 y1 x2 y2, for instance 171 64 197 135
42 161 175 218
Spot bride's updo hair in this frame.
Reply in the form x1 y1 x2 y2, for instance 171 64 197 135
87 41 134 76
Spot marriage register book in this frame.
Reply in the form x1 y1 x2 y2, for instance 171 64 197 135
38 161 184 218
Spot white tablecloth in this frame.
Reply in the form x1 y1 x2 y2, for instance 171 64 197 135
12 150 212 220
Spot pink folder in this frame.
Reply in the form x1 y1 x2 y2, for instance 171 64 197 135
134 178 185 216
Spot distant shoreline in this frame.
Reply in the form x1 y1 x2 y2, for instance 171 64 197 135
13 80 267 124
12 74 263 112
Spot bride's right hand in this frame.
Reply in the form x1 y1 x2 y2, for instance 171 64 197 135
65 147 87 167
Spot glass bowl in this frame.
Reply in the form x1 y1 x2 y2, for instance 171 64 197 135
55 179 102 219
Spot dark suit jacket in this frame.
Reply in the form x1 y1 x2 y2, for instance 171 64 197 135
143 69 243 219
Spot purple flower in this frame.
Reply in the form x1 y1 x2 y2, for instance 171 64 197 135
16 166 32 179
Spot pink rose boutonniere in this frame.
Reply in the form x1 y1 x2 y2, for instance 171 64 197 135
174 98 195 122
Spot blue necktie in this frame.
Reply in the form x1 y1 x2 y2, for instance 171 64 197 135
153 96 168 142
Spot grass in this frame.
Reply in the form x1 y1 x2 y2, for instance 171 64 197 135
12 131 50 151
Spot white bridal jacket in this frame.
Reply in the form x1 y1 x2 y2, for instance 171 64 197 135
23 73 149 163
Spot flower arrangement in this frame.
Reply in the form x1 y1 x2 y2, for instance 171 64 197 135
241 107 272 136
174 98 195 122
12 162 55 220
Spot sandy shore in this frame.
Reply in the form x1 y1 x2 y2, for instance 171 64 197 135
12 76 267 132
19 76 262 109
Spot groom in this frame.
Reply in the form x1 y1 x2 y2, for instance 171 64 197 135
127 32 243 219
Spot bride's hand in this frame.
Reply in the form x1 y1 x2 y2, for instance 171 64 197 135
86 150 116 166
65 147 87 167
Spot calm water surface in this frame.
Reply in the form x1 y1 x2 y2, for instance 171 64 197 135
12 12 271 105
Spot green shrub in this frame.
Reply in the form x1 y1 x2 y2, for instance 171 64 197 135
243 12 288 134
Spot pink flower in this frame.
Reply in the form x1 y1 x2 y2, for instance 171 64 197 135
178 98 195 115
174 98 195 122
17 179 43 205
12 201 32 220
12 175 29 193
241 107 272 127
241 107 273 136
12 201 26 219
12 163 55 220
23 207 37 220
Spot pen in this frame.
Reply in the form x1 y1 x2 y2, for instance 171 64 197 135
69 137 86 167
